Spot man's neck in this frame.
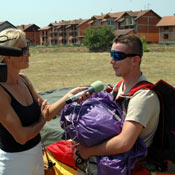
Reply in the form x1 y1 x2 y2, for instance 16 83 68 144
122 71 142 91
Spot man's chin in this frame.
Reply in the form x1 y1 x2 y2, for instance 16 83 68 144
115 72 121 77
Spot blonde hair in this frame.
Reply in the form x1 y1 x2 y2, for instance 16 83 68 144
0 28 26 62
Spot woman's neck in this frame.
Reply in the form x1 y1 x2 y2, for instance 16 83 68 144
6 71 20 84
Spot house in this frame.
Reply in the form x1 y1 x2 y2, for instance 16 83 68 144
74 19 91 44
56 19 88 45
39 21 68 46
156 16 175 44
88 13 106 27
39 9 161 46
17 24 40 45
85 10 161 43
133 10 161 43
40 19 86 46
39 26 51 46
0 21 16 32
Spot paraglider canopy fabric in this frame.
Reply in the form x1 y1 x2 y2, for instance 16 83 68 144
40 87 73 146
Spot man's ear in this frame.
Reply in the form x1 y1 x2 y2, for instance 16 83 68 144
132 56 141 65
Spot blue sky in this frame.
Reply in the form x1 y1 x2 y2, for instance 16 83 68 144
0 0 174 28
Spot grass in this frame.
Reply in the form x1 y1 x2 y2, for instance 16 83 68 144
22 44 175 92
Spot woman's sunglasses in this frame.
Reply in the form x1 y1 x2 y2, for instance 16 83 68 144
21 46 30 56
110 50 140 61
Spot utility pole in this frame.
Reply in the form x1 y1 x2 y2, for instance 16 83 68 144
147 3 151 9
144 3 151 10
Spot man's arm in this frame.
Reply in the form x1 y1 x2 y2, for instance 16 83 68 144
77 120 143 159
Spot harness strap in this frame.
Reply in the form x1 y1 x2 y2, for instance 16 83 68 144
112 80 123 100
129 81 153 96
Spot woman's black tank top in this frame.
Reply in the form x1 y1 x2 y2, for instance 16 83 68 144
0 82 41 152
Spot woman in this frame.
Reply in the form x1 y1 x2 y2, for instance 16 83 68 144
0 28 88 175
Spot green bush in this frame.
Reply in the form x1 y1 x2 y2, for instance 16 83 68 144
140 35 150 52
83 25 115 52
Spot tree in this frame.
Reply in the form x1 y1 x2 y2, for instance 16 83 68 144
140 35 150 52
83 25 115 52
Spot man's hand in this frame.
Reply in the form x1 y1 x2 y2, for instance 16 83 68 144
76 144 91 160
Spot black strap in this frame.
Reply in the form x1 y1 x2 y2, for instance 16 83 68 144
0 76 35 100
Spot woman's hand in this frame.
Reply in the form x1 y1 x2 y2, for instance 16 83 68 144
66 87 91 103
38 99 49 121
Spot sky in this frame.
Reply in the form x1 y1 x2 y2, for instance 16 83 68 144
0 0 175 28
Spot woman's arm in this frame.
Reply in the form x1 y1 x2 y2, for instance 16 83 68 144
20 74 89 121
0 87 48 144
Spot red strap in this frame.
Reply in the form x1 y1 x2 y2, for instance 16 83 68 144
114 80 153 96
129 81 153 96
113 80 123 93
131 161 152 175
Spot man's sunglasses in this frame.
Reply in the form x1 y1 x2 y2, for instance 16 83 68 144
110 50 140 61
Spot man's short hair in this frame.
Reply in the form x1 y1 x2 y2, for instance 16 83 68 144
113 35 143 58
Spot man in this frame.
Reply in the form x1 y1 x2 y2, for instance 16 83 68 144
77 35 160 173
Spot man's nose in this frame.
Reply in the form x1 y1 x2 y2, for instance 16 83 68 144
110 57 115 64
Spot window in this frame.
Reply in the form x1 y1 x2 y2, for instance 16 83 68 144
95 20 100 26
107 19 114 26
72 39 77 43
71 25 76 30
62 33 66 37
62 39 67 44
148 16 152 23
61 27 66 31
43 31 47 35
72 32 77 37
125 18 129 25
164 34 169 39
164 26 169 30
124 17 133 25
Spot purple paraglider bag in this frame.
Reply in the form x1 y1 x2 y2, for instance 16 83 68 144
60 91 124 146
60 91 147 175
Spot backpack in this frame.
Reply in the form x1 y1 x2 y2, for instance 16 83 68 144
112 79 175 171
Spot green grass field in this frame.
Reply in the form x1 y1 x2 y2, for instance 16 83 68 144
22 44 175 92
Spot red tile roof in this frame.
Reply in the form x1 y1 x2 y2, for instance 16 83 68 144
115 29 134 35
0 21 6 25
16 24 40 31
105 11 127 20
17 24 32 30
91 14 105 20
39 26 51 31
134 10 150 20
55 19 84 26
134 9 161 20
78 19 91 26
89 10 160 24
156 16 175 26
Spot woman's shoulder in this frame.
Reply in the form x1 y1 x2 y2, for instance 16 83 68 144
0 83 11 107
19 73 32 88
